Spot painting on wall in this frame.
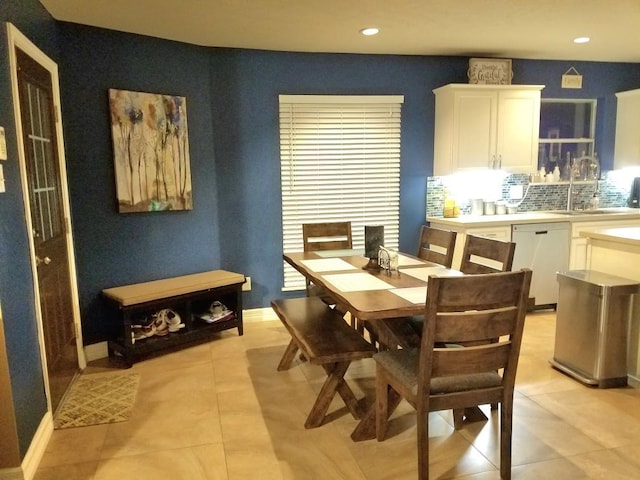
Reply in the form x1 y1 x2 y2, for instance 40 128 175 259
109 89 193 212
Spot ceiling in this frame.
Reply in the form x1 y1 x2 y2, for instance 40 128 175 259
39 0 640 63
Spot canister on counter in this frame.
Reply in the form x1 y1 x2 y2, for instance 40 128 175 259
443 197 459 217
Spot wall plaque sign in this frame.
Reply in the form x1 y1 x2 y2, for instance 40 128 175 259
467 58 513 85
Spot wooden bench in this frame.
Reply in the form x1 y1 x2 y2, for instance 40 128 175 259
103 270 245 366
271 296 377 429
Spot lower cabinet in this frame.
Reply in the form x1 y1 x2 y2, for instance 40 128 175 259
570 219 640 269
102 270 245 366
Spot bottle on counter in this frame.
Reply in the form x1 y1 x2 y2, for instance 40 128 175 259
442 190 459 218
553 166 560 182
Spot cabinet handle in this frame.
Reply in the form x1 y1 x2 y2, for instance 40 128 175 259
498 154 502 169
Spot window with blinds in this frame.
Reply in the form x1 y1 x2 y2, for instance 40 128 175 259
279 95 403 290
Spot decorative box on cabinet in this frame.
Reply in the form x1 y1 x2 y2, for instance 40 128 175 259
433 84 544 176
614 88 640 169
102 270 245 366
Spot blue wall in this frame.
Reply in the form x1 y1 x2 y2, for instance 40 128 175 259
57 26 221 343
55 24 640 347
0 0 59 459
2 0 640 461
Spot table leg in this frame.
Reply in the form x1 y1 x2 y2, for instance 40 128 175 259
350 388 402 441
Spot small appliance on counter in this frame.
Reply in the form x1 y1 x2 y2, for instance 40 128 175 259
629 177 640 208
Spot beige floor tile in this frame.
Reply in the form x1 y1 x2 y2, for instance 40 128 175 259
93 444 228 480
39 424 110 468
529 388 640 449
33 460 98 480
35 311 640 480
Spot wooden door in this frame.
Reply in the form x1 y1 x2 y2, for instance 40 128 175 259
15 47 79 413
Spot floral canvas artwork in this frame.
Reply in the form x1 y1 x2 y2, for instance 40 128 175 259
109 89 193 212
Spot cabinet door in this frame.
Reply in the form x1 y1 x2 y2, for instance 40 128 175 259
614 89 640 169
496 89 541 174
452 90 497 171
433 84 543 176
449 226 512 271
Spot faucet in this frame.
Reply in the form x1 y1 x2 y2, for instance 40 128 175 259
566 157 575 211
567 155 600 211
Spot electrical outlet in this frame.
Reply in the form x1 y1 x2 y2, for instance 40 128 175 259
242 276 251 291
509 185 524 200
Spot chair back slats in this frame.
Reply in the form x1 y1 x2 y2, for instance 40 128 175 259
419 269 532 395
417 226 457 268
434 308 518 343
432 342 512 377
303 222 352 252
460 234 516 274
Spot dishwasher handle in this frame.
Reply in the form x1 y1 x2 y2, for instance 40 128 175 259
535 230 549 235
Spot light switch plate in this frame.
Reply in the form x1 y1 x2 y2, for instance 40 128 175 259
0 127 7 160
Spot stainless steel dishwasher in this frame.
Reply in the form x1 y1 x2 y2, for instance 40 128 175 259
551 270 640 387
511 222 570 308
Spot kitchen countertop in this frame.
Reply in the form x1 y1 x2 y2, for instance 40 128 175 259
427 207 640 228
579 226 640 247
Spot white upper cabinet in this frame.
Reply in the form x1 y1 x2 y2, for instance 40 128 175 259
433 84 544 176
614 88 640 169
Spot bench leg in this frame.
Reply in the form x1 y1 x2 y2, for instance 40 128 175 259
304 361 351 429
277 339 299 371
329 364 366 420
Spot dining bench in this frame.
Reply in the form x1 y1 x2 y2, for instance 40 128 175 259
271 296 377 428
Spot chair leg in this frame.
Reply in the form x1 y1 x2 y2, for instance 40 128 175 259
376 369 390 441
417 403 430 480
452 408 464 430
500 398 513 480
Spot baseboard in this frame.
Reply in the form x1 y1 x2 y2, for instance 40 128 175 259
84 341 108 362
242 307 278 323
628 374 640 389
0 467 23 480
20 411 52 480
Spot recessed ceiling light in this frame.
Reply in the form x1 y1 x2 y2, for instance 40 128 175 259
574 37 590 44
360 27 379 36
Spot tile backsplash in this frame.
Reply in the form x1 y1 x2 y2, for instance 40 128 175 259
426 171 634 218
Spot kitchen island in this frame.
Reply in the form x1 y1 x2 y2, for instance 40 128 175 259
580 226 640 387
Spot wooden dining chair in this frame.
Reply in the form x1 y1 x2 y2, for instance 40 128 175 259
301 221 356 325
302 222 352 253
459 234 516 274
416 225 457 268
397 225 458 345
374 269 532 480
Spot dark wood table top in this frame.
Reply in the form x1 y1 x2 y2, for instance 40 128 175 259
284 250 461 321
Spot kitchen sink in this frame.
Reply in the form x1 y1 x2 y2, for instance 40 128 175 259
552 210 617 215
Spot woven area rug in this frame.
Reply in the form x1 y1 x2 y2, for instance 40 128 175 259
54 372 140 429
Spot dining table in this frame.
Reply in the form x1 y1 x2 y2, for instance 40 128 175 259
283 248 471 441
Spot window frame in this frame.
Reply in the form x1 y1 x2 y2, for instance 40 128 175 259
538 98 597 171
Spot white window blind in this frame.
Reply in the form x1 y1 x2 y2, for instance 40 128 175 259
279 95 403 290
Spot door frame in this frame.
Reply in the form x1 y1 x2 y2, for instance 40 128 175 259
7 23 86 411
